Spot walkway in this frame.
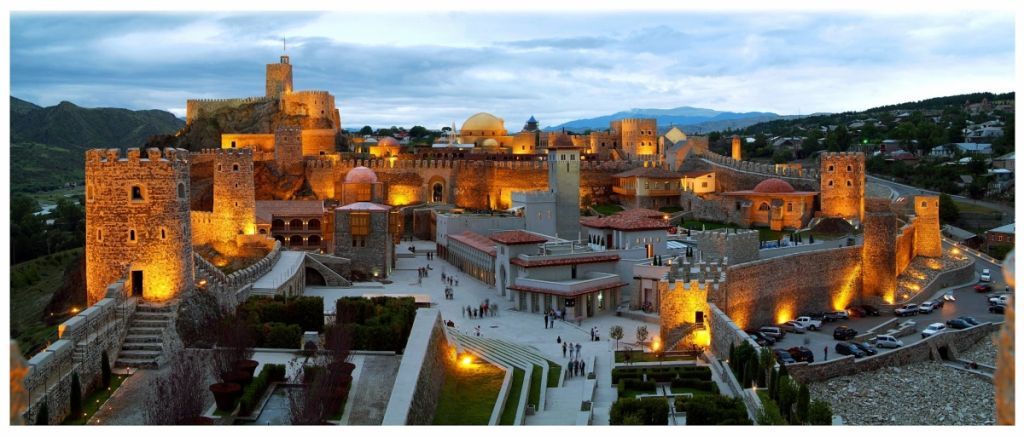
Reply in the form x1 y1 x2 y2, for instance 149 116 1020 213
252 251 304 294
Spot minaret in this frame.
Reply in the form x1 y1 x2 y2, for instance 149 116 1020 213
548 133 581 240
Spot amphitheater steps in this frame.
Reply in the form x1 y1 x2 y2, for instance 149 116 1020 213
114 301 176 370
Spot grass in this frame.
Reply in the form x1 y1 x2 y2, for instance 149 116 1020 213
11 247 81 356
546 361 561 387
528 365 543 408
62 374 129 424
433 361 505 425
617 386 659 399
592 203 624 216
953 200 1001 215
615 350 657 363
498 368 526 425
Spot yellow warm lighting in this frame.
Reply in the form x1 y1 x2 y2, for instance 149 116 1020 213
951 247 961 255
70 307 80 314
775 304 794 325
652 338 662 352
832 264 862 311
692 330 711 347
460 354 474 367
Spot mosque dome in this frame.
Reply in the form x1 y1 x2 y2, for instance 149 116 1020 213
752 178 795 194
481 138 500 148
344 166 378 184
461 112 506 133
377 136 400 147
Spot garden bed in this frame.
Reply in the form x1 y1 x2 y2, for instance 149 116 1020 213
498 368 526 425
63 374 128 425
335 296 417 352
433 361 504 425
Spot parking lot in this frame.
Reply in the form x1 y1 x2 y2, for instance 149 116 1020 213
770 278 1009 363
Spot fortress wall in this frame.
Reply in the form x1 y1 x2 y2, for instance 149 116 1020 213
714 246 863 330
301 128 337 156
186 96 271 124
695 229 760 264
659 280 714 332
686 150 819 191
895 220 918 275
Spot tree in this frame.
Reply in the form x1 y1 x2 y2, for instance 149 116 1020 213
70 372 83 420
101 350 112 388
290 323 353 424
796 383 810 423
634 326 649 352
939 193 960 224
146 350 209 424
35 401 48 425
359 125 373 136
408 125 428 138
609 325 624 350
808 400 833 425
777 376 798 422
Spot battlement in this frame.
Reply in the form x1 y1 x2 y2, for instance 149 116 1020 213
695 148 820 179
821 151 866 160
619 118 657 127
186 96 270 105
290 90 332 97
305 158 336 169
85 147 190 165
193 147 254 158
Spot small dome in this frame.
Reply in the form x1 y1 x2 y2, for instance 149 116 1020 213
752 178 795 193
481 138 500 148
345 166 378 184
377 136 400 147
461 112 506 133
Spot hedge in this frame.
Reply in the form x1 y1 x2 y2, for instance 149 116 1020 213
670 377 715 392
611 366 711 383
258 323 302 348
335 296 417 352
676 393 751 425
610 397 669 425
617 378 657 393
240 295 324 332
238 364 286 415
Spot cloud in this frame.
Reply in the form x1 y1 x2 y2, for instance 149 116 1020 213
10 11 1014 129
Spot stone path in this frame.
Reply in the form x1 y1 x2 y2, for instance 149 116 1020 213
345 354 401 425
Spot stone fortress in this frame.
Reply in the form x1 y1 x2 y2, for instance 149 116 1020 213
20 52 971 425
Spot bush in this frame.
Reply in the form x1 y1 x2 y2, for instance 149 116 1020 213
262 323 302 348
239 365 273 415
240 296 324 332
808 400 833 425
677 393 751 425
265 364 287 382
670 377 715 392
335 296 417 352
617 378 656 393
610 397 668 425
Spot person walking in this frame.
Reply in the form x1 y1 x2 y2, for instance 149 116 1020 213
581 360 586 376
544 313 549 329
462 306 466 318
562 341 567 357
576 343 581 357
824 345 828 361
590 327 595 341
557 336 561 344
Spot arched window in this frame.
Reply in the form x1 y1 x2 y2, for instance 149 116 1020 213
308 235 322 246
758 202 770 211
290 218 304 230
272 219 285 231
160 228 167 239
129 229 137 241
847 165 853 172
827 165 835 172
232 164 240 172
131 185 144 201
308 219 321 230
846 180 852 187
289 235 304 247
828 180 834 187
259 228 267 235
433 183 444 203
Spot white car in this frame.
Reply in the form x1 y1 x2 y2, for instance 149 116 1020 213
873 335 904 348
921 323 946 338
918 301 938 314
980 269 991 282
989 295 1010 306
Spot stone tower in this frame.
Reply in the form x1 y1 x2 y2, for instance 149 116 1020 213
862 199 897 305
85 148 194 305
266 55 294 98
731 135 742 161
914 195 942 257
548 133 581 240
275 125 303 166
820 152 865 222
213 148 257 237
619 118 658 159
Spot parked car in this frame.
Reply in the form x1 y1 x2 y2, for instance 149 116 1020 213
845 306 865 318
918 301 937 314
860 305 880 316
795 316 822 331
829 310 850 320
855 342 878 356
975 284 993 293
773 349 796 365
921 323 946 338
835 342 866 358
759 326 785 339
989 295 1010 306
943 292 956 302
745 330 774 346
980 269 991 282
989 304 1006 314
946 319 971 330
894 304 919 317
787 347 815 363
782 321 807 334
959 316 981 326
833 326 858 341
873 335 904 349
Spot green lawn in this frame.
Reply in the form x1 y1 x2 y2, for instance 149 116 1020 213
593 203 624 216
953 200 1001 215
433 362 505 425
546 361 561 387
499 368 526 425
63 374 129 425
11 248 82 356
528 365 543 408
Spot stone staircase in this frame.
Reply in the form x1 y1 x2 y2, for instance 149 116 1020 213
115 301 176 369
663 322 701 352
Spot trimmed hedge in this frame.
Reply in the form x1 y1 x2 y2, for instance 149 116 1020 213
610 397 669 425
617 378 657 393
670 377 715 392
611 366 711 383
335 296 417 352
238 364 286 415
675 393 751 425
259 323 302 348
240 295 324 332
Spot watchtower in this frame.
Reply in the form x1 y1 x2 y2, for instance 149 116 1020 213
266 55 294 98
913 195 942 257
862 199 897 304
731 135 742 161
84 148 194 305
820 152 865 222
213 148 257 237
275 125 303 166
548 133 581 240
619 118 658 159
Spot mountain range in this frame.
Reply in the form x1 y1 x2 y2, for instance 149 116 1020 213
10 97 185 193
545 106 795 133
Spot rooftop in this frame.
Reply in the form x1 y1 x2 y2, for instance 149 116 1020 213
579 213 670 232
336 201 391 211
510 253 620 268
448 231 497 256
613 167 684 179
988 223 1015 235
256 200 325 222
489 230 549 245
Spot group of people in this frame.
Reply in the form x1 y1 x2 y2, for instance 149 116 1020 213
443 286 454 300
425 251 435 260
559 338 582 359
565 358 587 379
441 272 459 287
464 299 498 318
589 327 600 341
543 309 566 329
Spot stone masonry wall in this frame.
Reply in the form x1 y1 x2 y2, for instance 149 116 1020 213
695 228 760 264
382 309 456 425
708 303 761 359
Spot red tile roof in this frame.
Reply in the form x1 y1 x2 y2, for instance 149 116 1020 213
617 208 666 219
489 230 549 245
510 253 619 268
508 281 628 297
448 231 497 256
579 214 670 232
681 170 714 178
256 200 324 223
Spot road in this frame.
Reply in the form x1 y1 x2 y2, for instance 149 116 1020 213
772 243 1010 362
867 174 1012 225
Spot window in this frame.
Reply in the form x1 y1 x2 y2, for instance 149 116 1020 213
217 164 223 171
232 164 240 172
828 180 834 187
131 185 144 201
701 182 708 188
87 184 94 201
231 141 237 148
921 201 928 208
758 202 770 211
846 180 852 187
129 229 137 242
847 165 853 172
351 212 370 236
177 183 185 199
828 165 835 172
356 184 372 202
97 229 103 242
787 203 793 212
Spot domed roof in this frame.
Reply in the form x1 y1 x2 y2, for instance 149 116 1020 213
752 178 795 194
377 136 400 147
550 132 576 149
345 166 378 184
481 138 500 148
461 112 505 133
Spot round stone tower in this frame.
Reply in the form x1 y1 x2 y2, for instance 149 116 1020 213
619 118 658 159
861 198 897 305
266 55 294 98
84 147 194 305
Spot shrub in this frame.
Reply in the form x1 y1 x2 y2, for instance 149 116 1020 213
263 323 302 348
70 372 82 419
808 400 833 425
610 397 668 425
670 377 714 392
101 351 112 388
240 296 324 332
617 378 656 393
680 393 751 425
265 364 287 382
335 296 416 352
239 366 273 415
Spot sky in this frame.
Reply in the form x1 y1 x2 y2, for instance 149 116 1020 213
10 11 1016 129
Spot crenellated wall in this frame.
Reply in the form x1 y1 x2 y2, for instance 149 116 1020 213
694 228 760 264
186 96 272 125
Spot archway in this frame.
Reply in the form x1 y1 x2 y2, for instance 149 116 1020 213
274 235 285 244
272 219 285 231
290 218 304 230
308 218 321 230
289 235 304 247
308 235 322 246
432 183 444 203
305 267 327 286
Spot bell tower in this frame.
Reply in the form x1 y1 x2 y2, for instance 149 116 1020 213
266 55 294 98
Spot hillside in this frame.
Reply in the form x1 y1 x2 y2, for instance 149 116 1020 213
10 97 185 192
547 106 783 132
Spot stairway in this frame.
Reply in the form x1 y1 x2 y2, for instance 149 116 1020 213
115 301 175 369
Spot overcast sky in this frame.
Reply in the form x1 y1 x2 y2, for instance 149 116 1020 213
10 11 1015 129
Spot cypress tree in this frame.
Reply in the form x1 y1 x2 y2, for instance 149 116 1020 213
35 402 48 425
797 383 811 424
70 372 82 419
101 350 112 388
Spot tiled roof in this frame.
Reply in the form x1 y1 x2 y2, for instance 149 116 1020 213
336 201 391 211
489 230 549 245
510 254 620 268
681 170 713 178
613 167 684 179
579 214 670 232
256 200 325 219
617 208 665 219
448 231 497 256
508 281 628 297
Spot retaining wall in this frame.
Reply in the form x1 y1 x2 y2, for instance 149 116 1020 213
381 309 456 425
